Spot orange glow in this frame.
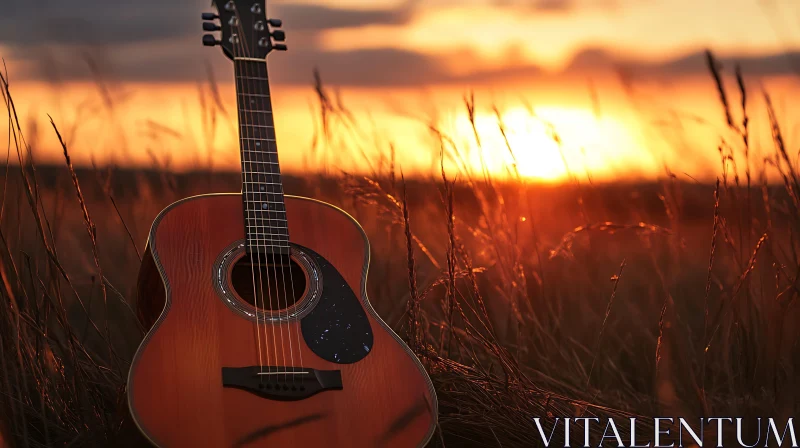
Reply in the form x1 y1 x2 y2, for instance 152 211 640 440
4 74 800 183
445 106 650 182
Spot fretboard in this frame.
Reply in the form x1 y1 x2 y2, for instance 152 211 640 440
235 59 288 255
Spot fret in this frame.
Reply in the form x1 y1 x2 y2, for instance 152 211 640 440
246 212 286 217
244 197 284 205
243 161 278 166
241 142 278 152
241 124 273 129
243 181 282 185
244 200 284 205
243 191 284 196
243 173 282 182
242 169 280 177
247 229 289 235
236 75 268 81
247 228 288 232
239 93 270 98
246 209 285 214
243 187 282 194
246 216 289 222
245 199 286 203
242 150 279 162
241 151 278 157
246 193 283 198
245 200 286 206
244 191 283 196
244 194 284 201
239 109 272 114
245 207 286 213
242 182 282 189
242 161 280 167
240 137 276 142
244 202 284 208
244 197 285 203
242 152 279 161
242 173 281 181
246 231 290 237
246 215 287 220
246 209 287 215
244 188 284 195
248 245 291 251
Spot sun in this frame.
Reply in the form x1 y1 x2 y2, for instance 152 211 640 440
448 105 647 182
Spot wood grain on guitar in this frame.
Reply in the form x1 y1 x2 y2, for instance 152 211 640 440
127 1 437 447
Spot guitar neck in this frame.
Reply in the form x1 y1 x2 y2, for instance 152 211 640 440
235 59 289 255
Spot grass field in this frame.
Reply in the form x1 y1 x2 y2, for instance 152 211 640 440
1 54 800 447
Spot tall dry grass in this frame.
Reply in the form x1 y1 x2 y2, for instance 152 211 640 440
0 51 799 447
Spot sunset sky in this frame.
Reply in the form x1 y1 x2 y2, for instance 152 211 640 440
2 0 800 182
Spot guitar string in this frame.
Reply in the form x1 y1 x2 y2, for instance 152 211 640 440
231 12 265 376
233 7 277 377
236 6 291 380
263 0 306 382
248 52 295 383
256 0 303 381
261 39 307 377
243 13 286 379
256 47 303 383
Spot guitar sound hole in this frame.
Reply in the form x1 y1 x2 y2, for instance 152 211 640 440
230 253 307 311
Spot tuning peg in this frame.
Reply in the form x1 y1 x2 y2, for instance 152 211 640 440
271 30 285 41
203 22 221 31
267 18 282 28
273 44 287 51
202 34 221 47
201 12 219 20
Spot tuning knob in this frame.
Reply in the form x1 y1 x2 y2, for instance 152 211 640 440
201 12 219 20
203 22 221 31
268 18 282 28
273 43 287 51
202 34 221 47
271 30 285 41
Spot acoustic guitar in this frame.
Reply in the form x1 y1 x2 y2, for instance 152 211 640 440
127 1 438 446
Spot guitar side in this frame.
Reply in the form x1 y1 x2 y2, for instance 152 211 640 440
128 193 437 447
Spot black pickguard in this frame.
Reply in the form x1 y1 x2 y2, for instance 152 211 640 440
297 244 374 364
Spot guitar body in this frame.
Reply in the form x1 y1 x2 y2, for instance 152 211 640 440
128 193 437 447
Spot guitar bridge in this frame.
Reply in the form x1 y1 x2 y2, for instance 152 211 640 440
222 366 342 401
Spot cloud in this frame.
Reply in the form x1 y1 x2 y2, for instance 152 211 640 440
0 0 207 46
272 1 416 32
4 0 799 91
9 41 800 88
1 0 425 84
0 0 416 47
560 48 800 78
492 0 575 12
6 42 477 86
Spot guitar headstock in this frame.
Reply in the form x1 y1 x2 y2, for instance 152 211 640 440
202 0 286 60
